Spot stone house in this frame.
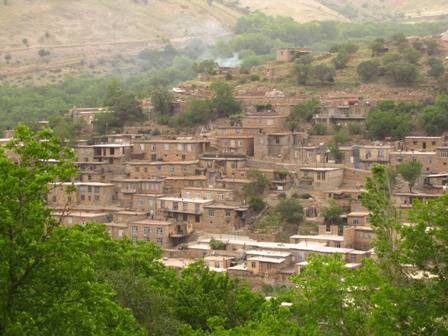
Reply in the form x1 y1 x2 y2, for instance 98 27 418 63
390 151 438 174
241 115 287 131
298 167 344 191
259 132 307 161
48 182 115 208
131 138 210 162
131 193 163 214
199 153 247 181
402 136 445 152
343 226 374 251
276 48 312 62
164 176 208 194
127 160 200 178
128 219 191 248
200 204 248 233
66 107 109 133
157 196 213 229
215 135 254 156
204 256 235 270
181 187 235 202
353 145 392 170
246 256 287 275
112 178 165 208
76 162 109 182
52 211 111 226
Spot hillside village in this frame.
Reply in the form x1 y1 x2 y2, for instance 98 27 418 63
5 32 448 286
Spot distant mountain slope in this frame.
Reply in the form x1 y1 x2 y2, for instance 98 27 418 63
239 0 448 21
0 0 239 50
0 0 241 81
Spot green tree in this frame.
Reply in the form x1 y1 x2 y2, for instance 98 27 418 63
174 97 213 128
310 64 335 84
390 33 407 47
382 52 401 65
38 48 50 58
425 40 439 55
289 97 320 122
311 122 327 135
369 38 386 56
361 165 402 277
93 112 119 135
427 57 445 79
366 100 414 140
397 160 422 192
210 80 241 117
175 262 264 331
112 92 145 126
49 114 86 144
4 53 11 64
357 60 379 81
384 62 418 86
193 59 219 78
0 125 143 336
418 95 448 135
249 196 265 212
294 63 310 85
275 198 304 224
332 50 350 69
245 169 270 198
402 47 422 65
151 87 174 116
321 202 343 225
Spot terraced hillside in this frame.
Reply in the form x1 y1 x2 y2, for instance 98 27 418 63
0 0 240 80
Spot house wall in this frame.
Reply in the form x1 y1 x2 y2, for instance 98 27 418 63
132 141 209 161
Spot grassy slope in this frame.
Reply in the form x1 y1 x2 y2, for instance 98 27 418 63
239 0 448 21
0 0 240 49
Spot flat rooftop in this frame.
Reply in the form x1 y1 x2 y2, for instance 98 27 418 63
247 256 286 264
158 197 213 203
290 234 344 242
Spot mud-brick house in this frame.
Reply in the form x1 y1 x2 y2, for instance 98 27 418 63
181 187 235 203
393 192 439 209
215 135 254 156
402 136 445 152
390 151 437 174
157 196 213 229
343 225 374 251
353 144 392 170
199 153 247 182
66 107 109 133
290 234 344 248
131 138 210 161
76 162 109 182
255 132 307 161
164 176 208 194
276 48 311 62
298 167 343 191
126 160 200 178
313 99 369 129
112 178 165 209
200 204 248 233
52 211 111 226
204 256 235 271
241 114 287 131
246 256 288 275
128 219 191 248
48 182 116 208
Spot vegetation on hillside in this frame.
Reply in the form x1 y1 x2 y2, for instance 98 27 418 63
366 95 448 140
214 12 448 67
